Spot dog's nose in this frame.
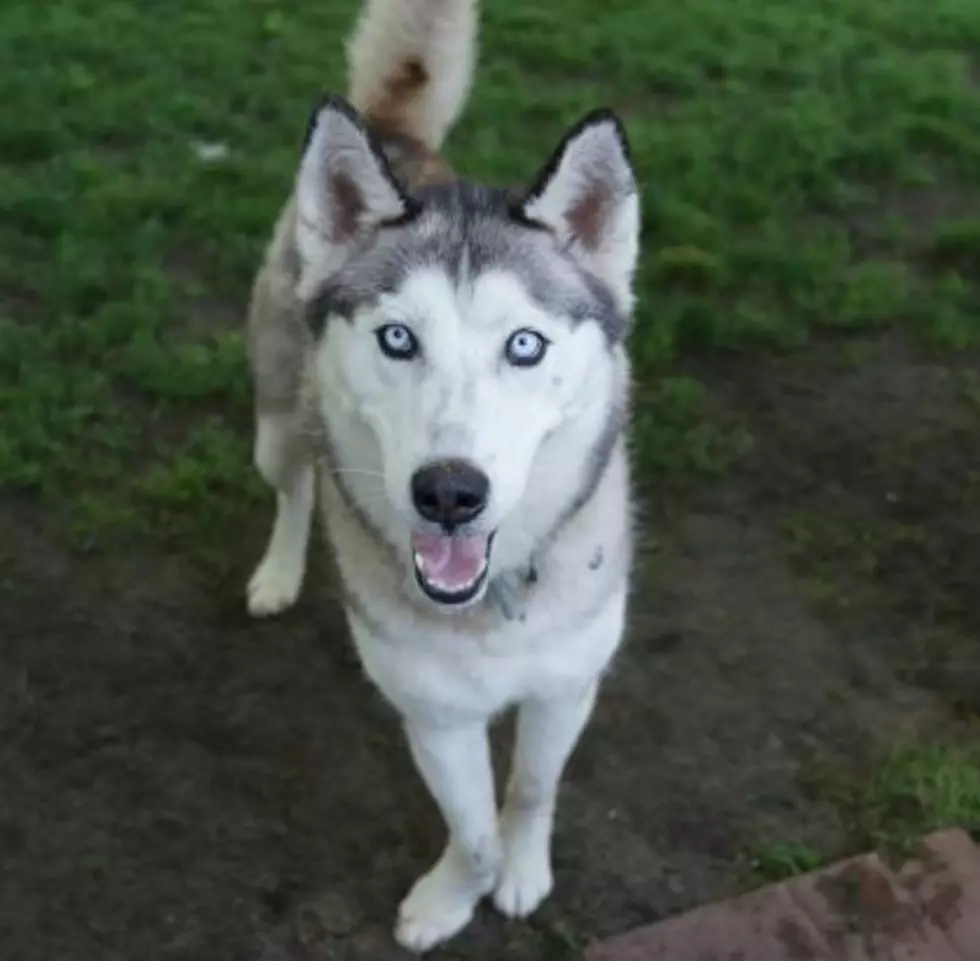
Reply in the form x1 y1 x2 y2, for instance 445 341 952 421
411 459 489 528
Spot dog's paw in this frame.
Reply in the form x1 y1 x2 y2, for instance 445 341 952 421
492 846 553 919
395 856 488 953
246 552 303 617
493 807 554 919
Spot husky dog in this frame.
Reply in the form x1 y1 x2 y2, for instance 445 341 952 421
245 0 640 950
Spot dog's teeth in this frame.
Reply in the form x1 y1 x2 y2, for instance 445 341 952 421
413 547 490 598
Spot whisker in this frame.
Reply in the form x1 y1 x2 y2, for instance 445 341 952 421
328 467 387 480
290 422 390 493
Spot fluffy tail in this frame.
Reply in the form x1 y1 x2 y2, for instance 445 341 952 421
346 0 478 151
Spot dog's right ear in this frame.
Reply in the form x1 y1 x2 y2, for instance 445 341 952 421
294 96 416 297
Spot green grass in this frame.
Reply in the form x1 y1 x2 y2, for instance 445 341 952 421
742 741 980 885
819 741 980 858
743 840 827 884
857 742 980 850
2 0 979 545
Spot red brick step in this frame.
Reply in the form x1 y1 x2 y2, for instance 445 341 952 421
585 828 980 961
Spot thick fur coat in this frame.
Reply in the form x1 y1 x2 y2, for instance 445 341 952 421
244 0 641 950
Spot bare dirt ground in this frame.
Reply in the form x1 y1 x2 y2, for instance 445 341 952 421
1 333 977 961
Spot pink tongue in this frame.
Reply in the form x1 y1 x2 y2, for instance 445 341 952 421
412 531 488 591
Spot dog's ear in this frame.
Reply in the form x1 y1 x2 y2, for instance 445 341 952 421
521 109 640 313
294 96 416 297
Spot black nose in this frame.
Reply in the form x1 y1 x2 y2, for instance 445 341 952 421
411 459 489 528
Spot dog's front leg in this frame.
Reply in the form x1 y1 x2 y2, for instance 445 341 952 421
396 719 500 952
494 682 599 918
247 411 314 617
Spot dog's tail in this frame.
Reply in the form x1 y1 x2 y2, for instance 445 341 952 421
346 0 477 153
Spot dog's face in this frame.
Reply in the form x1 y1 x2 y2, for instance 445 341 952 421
295 98 639 609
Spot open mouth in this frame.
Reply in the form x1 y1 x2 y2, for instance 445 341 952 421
411 530 495 606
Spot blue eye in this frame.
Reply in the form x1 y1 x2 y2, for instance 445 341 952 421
504 328 549 367
376 323 419 360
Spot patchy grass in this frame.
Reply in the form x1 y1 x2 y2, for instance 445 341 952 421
743 840 827 884
2 0 980 550
835 741 980 856
781 510 923 612
633 375 754 490
741 740 980 884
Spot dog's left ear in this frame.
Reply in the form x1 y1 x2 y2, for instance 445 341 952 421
521 109 640 314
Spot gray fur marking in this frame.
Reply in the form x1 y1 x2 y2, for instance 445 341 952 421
306 414 401 563
542 388 627 551
306 181 628 342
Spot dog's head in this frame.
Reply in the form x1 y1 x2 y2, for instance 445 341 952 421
295 97 639 609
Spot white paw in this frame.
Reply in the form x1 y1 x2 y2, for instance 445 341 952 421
246 552 303 617
492 847 553 919
395 856 490 953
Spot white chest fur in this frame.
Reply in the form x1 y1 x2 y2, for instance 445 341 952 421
322 439 632 725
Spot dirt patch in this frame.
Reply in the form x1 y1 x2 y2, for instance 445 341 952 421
713 332 980 714
1 330 976 960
